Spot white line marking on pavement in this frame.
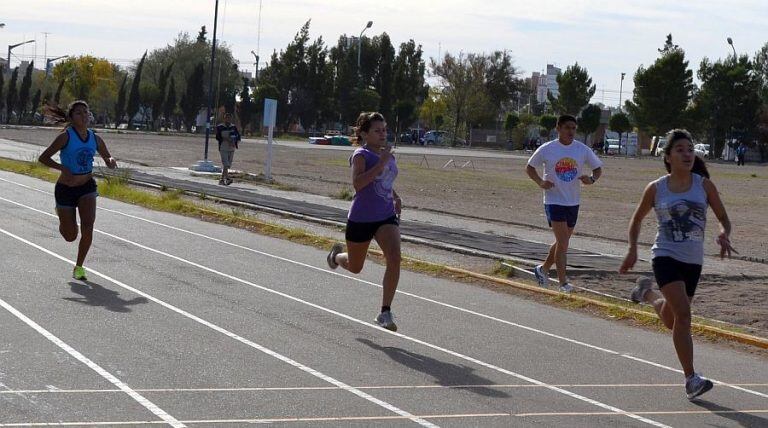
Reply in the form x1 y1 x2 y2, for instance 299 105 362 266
0 226 438 428
0 197 671 427
0 293 184 427
3 181 758 402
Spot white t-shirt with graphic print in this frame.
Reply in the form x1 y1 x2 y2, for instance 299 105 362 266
527 139 603 206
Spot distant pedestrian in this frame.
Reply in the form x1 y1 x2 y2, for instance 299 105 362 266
620 129 736 400
215 112 241 185
326 112 402 331
38 100 118 280
736 142 747 166
526 114 603 292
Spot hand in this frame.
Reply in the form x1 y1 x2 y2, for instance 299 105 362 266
106 157 118 169
394 197 402 215
715 233 738 259
379 146 394 165
539 180 554 190
579 175 594 185
619 249 637 274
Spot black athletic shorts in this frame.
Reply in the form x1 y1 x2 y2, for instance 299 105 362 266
55 179 98 209
345 215 399 243
652 256 702 297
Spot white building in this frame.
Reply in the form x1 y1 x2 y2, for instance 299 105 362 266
533 64 560 103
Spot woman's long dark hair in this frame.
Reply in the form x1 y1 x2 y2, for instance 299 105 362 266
43 100 89 129
663 129 709 179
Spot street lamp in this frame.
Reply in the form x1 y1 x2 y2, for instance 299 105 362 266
190 0 221 172
7 39 35 68
357 20 373 70
618 72 626 111
46 55 68 76
727 37 736 57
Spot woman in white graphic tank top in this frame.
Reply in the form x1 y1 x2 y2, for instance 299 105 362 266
619 129 735 400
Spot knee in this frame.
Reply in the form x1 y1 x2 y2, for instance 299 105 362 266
61 230 78 242
556 241 569 252
385 251 401 266
674 308 692 326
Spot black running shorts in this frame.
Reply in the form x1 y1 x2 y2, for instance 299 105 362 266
345 216 399 243
55 179 98 209
652 256 702 297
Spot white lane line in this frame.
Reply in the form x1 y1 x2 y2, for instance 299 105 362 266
2 182 761 401
0 227 437 428
4 382 768 395
0 198 670 427
0 294 184 427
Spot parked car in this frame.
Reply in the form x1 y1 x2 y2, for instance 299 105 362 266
653 136 668 156
694 143 710 158
423 130 445 145
605 138 621 155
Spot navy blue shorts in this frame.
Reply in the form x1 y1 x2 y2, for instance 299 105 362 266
55 179 98 209
544 204 579 228
345 216 399 243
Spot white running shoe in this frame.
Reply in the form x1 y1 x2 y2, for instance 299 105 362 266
375 311 398 332
326 243 343 269
559 283 574 293
533 265 547 287
630 276 653 303
685 373 713 400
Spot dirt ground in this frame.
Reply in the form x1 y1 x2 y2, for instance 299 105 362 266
2 127 767 333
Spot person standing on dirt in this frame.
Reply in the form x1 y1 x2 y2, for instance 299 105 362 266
620 129 736 400
38 100 118 281
326 112 403 331
526 114 603 292
736 142 747 166
215 112 241 185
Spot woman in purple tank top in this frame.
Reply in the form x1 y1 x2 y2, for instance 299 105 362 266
326 112 402 331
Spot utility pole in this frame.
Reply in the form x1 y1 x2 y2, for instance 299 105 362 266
190 0 221 172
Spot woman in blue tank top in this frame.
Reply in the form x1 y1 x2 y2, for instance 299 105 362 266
620 129 735 400
325 112 402 332
38 100 118 281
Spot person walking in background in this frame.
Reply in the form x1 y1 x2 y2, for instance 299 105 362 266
736 142 747 166
215 112 241 185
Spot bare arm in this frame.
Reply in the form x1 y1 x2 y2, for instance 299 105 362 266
703 178 736 258
526 165 553 189
38 132 69 172
619 182 656 273
96 135 117 169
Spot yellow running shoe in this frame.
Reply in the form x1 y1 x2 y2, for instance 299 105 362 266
73 266 87 281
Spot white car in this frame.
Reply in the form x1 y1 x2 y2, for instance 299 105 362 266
694 144 710 158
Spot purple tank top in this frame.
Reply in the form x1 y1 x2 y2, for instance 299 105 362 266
347 147 398 222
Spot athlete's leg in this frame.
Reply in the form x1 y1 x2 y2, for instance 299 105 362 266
374 224 401 308
57 207 78 242
336 241 371 274
658 281 694 377
75 195 97 267
550 221 574 285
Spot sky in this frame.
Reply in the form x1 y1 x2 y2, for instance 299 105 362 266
2 0 767 107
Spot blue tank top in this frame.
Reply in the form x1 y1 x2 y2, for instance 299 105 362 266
60 127 97 175
651 174 708 265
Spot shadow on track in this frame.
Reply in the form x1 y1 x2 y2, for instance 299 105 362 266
64 281 148 313
692 400 768 427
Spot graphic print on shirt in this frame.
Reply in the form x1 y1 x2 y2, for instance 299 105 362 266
373 162 396 199
554 157 578 182
659 200 706 242
75 147 95 174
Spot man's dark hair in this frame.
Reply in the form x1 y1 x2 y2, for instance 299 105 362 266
557 114 577 127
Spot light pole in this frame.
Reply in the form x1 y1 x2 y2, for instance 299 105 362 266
7 39 35 68
357 20 373 71
618 72 626 111
727 37 736 57
46 55 67 76
191 0 221 172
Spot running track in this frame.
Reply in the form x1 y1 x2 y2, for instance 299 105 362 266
1 170 767 427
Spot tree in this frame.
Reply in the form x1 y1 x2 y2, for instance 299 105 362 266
755 42 768 104
695 54 762 157
547 63 596 115
484 50 521 115
0 68 5 117
5 67 19 123
114 74 128 127
511 113 538 150
180 62 206 132
577 104 602 146
626 35 694 136
17 61 34 120
609 112 632 154
52 55 119 101
392 40 428 133
374 33 396 121
419 87 448 130
539 114 557 139
30 89 42 122
504 112 519 141
238 77 254 133
127 51 147 128
152 62 174 128
163 76 178 130
196 25 207 43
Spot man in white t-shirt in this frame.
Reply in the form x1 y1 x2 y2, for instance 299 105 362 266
526 114 603 292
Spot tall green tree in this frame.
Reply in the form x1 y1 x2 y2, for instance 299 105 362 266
180 62 206 132
484 50 521 114
539 114 557 138
5 67 19 123
504 112 520 141
577 104 602 145
127 51 147 128
54 79 65 105
163 76 178 129
374 33 396 121
755 42 768 104
152 62 174 127
393 40 428 132
547 62 596 115
431 53 473 143
696 54 762 156
626 35 694 136
30 89 42 122
609 111 632 154
238 77 254 132
114 74 128 127
17 61 34 120
0 68 5 116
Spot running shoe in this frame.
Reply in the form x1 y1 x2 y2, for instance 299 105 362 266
218 179 226 185
72 266 87 281
630 276 653 303
685 373 713 400
375 311 398 332
559 282 574 293
224 178 233 186
533 264 547 287
326 243 343 269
